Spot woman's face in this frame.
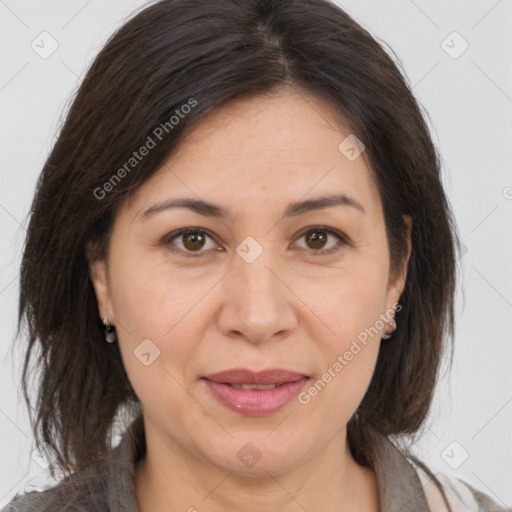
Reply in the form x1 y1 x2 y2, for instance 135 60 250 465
90 89 410 476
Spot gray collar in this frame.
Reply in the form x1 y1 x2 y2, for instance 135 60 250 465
106 426 430 512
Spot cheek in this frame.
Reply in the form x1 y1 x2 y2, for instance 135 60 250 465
305 255 389 343
109 244 209 334
299 259 387 405
110 263 202 422
300 282 384 422
338 272 388 338
107 251 208 401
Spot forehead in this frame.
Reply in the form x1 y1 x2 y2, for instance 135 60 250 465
179 89 354 164
121 90 380 222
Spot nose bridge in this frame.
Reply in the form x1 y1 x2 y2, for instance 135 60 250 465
218 238 296 342
235 239 283 312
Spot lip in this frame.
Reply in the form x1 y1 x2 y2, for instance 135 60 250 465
201 368 309 416
202 368 308 385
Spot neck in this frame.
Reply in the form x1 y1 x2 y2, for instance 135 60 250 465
134 422 380 512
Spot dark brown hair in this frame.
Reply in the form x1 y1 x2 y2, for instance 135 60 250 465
17 0 458 499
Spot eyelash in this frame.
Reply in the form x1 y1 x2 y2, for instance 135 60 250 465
162 225 348 258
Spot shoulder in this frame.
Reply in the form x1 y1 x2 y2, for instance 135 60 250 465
0 461 110 512
1 486 73 512
0 426 143 512
411 459 511 512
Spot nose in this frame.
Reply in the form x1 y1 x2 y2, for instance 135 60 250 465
217 249 298 344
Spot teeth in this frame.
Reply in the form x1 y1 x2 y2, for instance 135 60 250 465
229 383 280 390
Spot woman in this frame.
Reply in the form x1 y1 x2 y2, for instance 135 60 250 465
2 0 508 511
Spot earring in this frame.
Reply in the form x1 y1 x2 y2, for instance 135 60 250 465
103 316 117 343
381 318 397 340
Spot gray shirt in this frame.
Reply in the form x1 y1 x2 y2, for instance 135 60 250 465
2 424 509 512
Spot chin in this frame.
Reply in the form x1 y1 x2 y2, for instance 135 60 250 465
204 437 308 478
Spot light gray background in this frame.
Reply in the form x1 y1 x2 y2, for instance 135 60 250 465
1 0 511 507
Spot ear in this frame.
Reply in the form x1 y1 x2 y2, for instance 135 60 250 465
86 242 115 325
385 214 412 311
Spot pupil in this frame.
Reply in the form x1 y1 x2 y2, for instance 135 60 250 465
184 232 204 251
307 231 326 250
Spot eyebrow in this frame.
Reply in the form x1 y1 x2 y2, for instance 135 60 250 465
139 193 365 222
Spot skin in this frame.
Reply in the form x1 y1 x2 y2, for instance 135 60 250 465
89 88 411 512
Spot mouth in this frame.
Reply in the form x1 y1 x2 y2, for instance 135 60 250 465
221 382 286 390
202 367 308 385
201 368 310 416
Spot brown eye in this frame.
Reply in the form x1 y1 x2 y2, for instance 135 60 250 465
295 226 346 255
305 230 328 250
182 231 206 251
164 228 217 255
163 225 347 258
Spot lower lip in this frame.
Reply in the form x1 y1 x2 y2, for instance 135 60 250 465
202 377 310 416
